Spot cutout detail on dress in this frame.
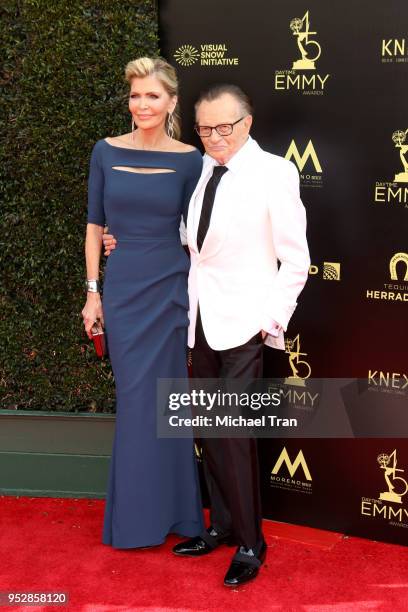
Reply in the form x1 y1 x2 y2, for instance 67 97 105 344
112 166 176 174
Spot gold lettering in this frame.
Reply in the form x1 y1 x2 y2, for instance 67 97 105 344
368 370 378 385
382 40 393 56
392 373 401 388
395 39 406 56
361 500 371 516
389 506 403 521
201 52 224 59
302 75 316 88
373 504 387 518
285 140 322 173
275 75 285 89
271 448 312 481
382 39 406 56
317 74 330 88
293 391 306 404
389 187 402 200
288 74 301 88
280 389 292 401
375 186 386 202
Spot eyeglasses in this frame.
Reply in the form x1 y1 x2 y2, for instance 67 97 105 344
194 116 246 138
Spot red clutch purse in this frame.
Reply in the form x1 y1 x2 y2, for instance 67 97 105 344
91 321 107 358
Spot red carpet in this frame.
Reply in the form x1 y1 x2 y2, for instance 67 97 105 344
1 496 407 611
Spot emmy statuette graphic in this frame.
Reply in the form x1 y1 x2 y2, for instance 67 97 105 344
290 11 322 70
284 334 312 387
377 450 408 504
392 129 408 183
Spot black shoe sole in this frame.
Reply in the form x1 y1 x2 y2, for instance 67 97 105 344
172 549 211 557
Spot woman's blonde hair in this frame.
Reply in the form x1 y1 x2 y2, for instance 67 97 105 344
125 57 181 140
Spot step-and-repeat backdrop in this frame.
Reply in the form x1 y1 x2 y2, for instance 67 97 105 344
159 0 408 545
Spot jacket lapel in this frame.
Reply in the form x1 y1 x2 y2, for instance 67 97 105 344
187 138 260 259
186 159 213 254
197 173 238 261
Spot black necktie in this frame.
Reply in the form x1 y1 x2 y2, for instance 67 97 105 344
197 165 229 251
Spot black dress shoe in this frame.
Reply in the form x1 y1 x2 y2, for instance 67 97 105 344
172 528 234 557
223 540 267 587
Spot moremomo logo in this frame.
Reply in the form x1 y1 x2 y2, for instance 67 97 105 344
284 139 323 188
275 11 330 95
374 129 408 208
174 43 239 67
270 447 313 494
173 45 200 66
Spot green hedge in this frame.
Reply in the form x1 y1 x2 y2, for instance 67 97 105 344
0 0 158 411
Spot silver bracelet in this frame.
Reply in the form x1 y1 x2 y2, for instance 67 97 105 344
86 279 101 293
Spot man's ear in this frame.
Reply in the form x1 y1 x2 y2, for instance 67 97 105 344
244 115 253 131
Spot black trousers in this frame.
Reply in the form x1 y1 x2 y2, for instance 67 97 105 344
192 310 264 550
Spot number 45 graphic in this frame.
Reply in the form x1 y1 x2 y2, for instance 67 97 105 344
290 11 322 70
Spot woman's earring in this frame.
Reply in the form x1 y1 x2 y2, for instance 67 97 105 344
131 118 136 142
167 112 175 139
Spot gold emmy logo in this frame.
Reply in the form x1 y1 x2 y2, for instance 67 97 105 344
392 130 408 183
323 262 341 280
285 140 322 173
373 130 408 207
275 12 329 93
377 450 408 504
284 334 311 387
389 252 408 281
174 45 200 66
272 447 312 480
290 11 322 70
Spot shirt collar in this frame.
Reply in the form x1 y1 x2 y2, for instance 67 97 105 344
202 135 256 176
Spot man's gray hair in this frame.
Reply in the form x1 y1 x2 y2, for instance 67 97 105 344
194 83 253 117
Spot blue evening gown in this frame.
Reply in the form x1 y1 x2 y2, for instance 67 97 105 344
87 139 204 548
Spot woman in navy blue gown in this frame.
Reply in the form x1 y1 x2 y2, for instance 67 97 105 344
82 57 204 548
